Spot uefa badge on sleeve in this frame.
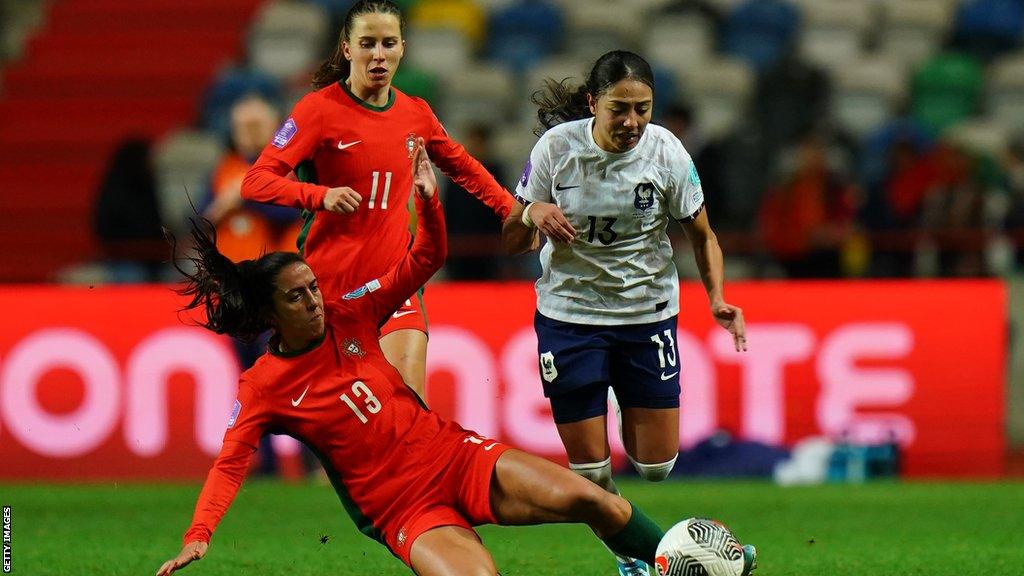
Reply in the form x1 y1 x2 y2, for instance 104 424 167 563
540 351 558 383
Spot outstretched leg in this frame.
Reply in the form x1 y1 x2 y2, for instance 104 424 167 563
489 449 663 565
409 525 497 576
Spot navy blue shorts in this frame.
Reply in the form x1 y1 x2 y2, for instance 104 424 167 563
534 311 681 424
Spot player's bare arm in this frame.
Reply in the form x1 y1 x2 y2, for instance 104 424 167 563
680 207 746 352
502 202 541 254
503 201 576 254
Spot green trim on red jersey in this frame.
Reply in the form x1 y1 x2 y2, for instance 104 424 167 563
268 331 326 358
340 81 396 112
414 287 428 332
296 433 392 552
295 160 319 254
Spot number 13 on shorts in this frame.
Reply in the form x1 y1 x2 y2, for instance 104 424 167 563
650 329 677 369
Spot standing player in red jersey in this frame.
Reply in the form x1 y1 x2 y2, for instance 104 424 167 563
241 0 514 400
155 142 678 576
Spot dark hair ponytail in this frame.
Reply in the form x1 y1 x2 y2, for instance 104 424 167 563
532 50 655 135
312 0 406 89
168 218 305 342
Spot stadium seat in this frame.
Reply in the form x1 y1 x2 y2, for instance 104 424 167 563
392 64 441 103
797 0 872 73
437 63 514 134
985 52 1024 132
678 56 754 139
493 120 540 175
0 0 262 281
560 0 647 61
486 0 564 72
943 119 1010 161
910 52 984 134
409 0 487 46
832 57 907 140
200 67 283 138
703 0 746 14
878 0 954 69
952 0 1024 62
248 1 330 81
405 26 472 78
720 0 800 73
644 13 715 77
153 130 225 235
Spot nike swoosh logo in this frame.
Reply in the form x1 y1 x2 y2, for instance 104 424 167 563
555 183 580 191
660 371 679 381
337 140 362 150
291 385 311 407
483 443 498 451
392 310 416 318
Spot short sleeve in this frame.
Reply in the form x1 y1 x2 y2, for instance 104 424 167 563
259 94 325 170
514 134 554 205
667 139 705 222
222 380 268 450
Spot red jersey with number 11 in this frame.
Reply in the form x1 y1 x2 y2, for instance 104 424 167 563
242 83 513 300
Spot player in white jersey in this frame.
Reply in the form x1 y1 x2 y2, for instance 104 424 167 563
502 51 752 576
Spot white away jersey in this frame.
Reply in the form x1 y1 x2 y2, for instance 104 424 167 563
515 118 704 325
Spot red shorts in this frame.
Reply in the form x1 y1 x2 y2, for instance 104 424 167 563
381 433 510 566
378 293 427 338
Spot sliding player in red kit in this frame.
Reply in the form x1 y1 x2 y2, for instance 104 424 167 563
157 141 667 576
240 1 514 399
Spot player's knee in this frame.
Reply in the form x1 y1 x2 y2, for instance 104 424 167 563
629 454 677 482
569 457 614 490
569 479 618 519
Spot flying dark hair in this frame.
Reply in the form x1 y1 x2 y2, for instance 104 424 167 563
168 218 306 342
311 0 406 89
532 50 655 136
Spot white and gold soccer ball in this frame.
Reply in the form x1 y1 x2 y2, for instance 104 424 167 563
654 518 746 576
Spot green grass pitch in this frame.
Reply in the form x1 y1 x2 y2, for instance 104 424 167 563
4 479 1023 575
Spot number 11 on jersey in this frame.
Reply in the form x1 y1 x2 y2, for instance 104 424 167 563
368 171 392 210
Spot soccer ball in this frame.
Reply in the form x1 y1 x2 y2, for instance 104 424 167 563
654 517 745 576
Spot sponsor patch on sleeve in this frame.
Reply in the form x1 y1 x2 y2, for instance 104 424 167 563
343 285 368 300
272 118 298 149
227 399 241 429
688 161 701 187
344 279 381 299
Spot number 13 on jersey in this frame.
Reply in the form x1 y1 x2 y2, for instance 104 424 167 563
339 380 382 424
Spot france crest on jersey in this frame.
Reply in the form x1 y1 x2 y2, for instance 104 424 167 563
633 182 656 218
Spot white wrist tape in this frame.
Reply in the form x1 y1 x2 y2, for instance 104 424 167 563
521 202 538 228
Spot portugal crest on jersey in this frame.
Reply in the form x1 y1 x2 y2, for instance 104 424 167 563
633 182 656 211
341 338 365 358
406 132 417 158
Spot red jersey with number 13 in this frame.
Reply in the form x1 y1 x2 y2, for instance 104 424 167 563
242 83 513 300
181 194 471 546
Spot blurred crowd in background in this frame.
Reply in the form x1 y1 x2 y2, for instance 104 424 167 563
3 0 1024 283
